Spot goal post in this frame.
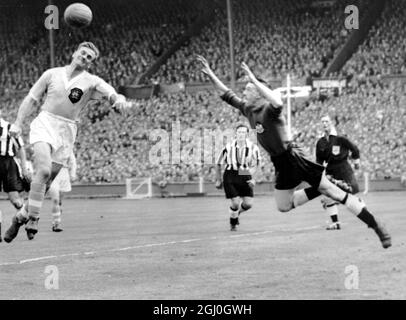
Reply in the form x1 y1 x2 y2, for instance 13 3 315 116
363 172 369 195
124 177 153 199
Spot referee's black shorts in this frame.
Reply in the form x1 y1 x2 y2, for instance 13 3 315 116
0 156 26 193
326 162 359 194
271 144 325 190
223 169 254 199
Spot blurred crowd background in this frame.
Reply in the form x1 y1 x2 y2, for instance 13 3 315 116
1 0 405 184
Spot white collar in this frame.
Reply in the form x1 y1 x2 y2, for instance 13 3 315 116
63 66 87 90
320 127 337 138
329 127 337 136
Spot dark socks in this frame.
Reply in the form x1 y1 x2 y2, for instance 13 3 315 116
357 208 378 229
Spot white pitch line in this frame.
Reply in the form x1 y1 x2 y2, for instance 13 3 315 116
19 255 58 264
0 225 322 267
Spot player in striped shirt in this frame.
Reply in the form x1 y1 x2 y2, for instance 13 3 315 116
0 114 31 242
4 41 130 243
197 55 391 249
215 124 261 231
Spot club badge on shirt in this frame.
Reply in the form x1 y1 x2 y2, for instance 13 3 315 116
332 145 340 155
255 123 264 134
69 88 84 104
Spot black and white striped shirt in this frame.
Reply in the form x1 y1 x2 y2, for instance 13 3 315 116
0 118 24 157
216 139 261 171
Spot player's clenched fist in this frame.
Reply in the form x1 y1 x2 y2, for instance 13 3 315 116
215 179 223 189
112 94 131 114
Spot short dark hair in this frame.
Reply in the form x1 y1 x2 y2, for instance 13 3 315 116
77 41 100 59
236 123 249 132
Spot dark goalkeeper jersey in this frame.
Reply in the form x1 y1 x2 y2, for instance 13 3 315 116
221 90 290 157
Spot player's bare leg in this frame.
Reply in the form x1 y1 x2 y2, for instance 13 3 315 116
274 187 321 212
229 197 240 231
230 196 254 230
318 174 391 248
239 197 253 216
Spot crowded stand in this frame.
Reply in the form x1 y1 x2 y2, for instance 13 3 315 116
0 0 203 91
154 0 368 84
1 0 405 184
342 0 406 80
1 79 404 183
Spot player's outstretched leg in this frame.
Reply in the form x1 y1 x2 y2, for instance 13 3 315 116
229 197 240 231
318 175 391 248
275 187 321 212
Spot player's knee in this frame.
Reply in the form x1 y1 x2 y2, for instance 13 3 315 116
10 197 23 209
242 202 252 210
318 181 336 197
36 165 52 180
230 199 240 209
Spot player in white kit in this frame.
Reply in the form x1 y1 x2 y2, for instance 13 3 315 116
48 151 77 232
4 42 129 242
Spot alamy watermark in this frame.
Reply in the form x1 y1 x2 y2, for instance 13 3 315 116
344 264 359 290
44 265 59 290
345 5 359 30
44 5 59 30
148 121 259 166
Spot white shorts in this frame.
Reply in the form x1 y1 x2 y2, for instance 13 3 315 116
50 167 71 193
30 111 77 165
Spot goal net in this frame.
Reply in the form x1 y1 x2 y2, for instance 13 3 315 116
124 177 153 199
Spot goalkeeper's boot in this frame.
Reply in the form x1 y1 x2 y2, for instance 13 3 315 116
326 175 353 193
373 220 391 249
52 221 63 232
230 217 239 231
326 222 341 230
26 217 40 240
4 210 28 243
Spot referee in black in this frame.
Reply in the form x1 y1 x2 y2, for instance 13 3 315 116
316 115 361 230
215 124 261 231
0 114 31 242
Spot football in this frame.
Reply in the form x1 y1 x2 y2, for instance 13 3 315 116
64 3 93 28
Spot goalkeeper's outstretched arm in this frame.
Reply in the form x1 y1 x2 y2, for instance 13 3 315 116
196 55 230 94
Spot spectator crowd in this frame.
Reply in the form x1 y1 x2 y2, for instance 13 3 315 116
1 0 405 184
